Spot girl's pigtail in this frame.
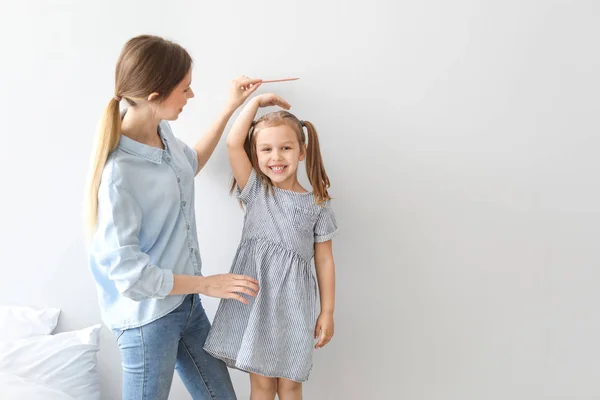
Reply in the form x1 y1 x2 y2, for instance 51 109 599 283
303 120 331 205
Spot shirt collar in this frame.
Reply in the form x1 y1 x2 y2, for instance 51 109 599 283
117 109 168 164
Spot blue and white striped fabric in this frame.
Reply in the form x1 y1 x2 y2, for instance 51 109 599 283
203 168 338 382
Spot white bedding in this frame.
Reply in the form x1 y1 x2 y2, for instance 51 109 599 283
0 305 102 400
0 305 60 341
0 372 75 399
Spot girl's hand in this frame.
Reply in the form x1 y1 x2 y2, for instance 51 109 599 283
227 76 262 111
251 93 291 110
200 274 259 304
314 312 334 349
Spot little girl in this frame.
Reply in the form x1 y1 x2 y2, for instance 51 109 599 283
204 93 338 399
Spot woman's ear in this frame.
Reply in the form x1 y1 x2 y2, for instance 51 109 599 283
147 92 160 102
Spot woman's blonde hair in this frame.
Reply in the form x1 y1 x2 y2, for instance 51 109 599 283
83 35 192 238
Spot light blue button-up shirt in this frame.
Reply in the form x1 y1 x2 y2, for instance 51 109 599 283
90 120 201 330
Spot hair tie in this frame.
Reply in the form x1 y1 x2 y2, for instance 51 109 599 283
113 95 122 102
299 120 305 128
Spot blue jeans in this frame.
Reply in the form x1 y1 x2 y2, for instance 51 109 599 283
113 294 237 399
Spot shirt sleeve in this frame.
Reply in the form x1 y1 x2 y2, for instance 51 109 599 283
236 168 262 205
176 138 199 174
314 201 339 243
92 183 174 301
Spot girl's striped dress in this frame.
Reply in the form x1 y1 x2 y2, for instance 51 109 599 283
203 168 338 382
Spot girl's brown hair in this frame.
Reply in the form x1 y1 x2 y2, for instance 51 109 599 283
230 111 331 205
84 35 192 237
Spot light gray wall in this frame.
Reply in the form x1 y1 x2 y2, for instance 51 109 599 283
1 0 599 399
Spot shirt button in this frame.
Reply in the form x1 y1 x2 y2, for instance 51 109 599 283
177 177 181 183
182 201 187 207
166 157 172 162
190 248 194 253
187 224 190 230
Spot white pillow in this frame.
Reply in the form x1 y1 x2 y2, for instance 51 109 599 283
0 373 75 400
0 305 60 341
0 324 101 400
